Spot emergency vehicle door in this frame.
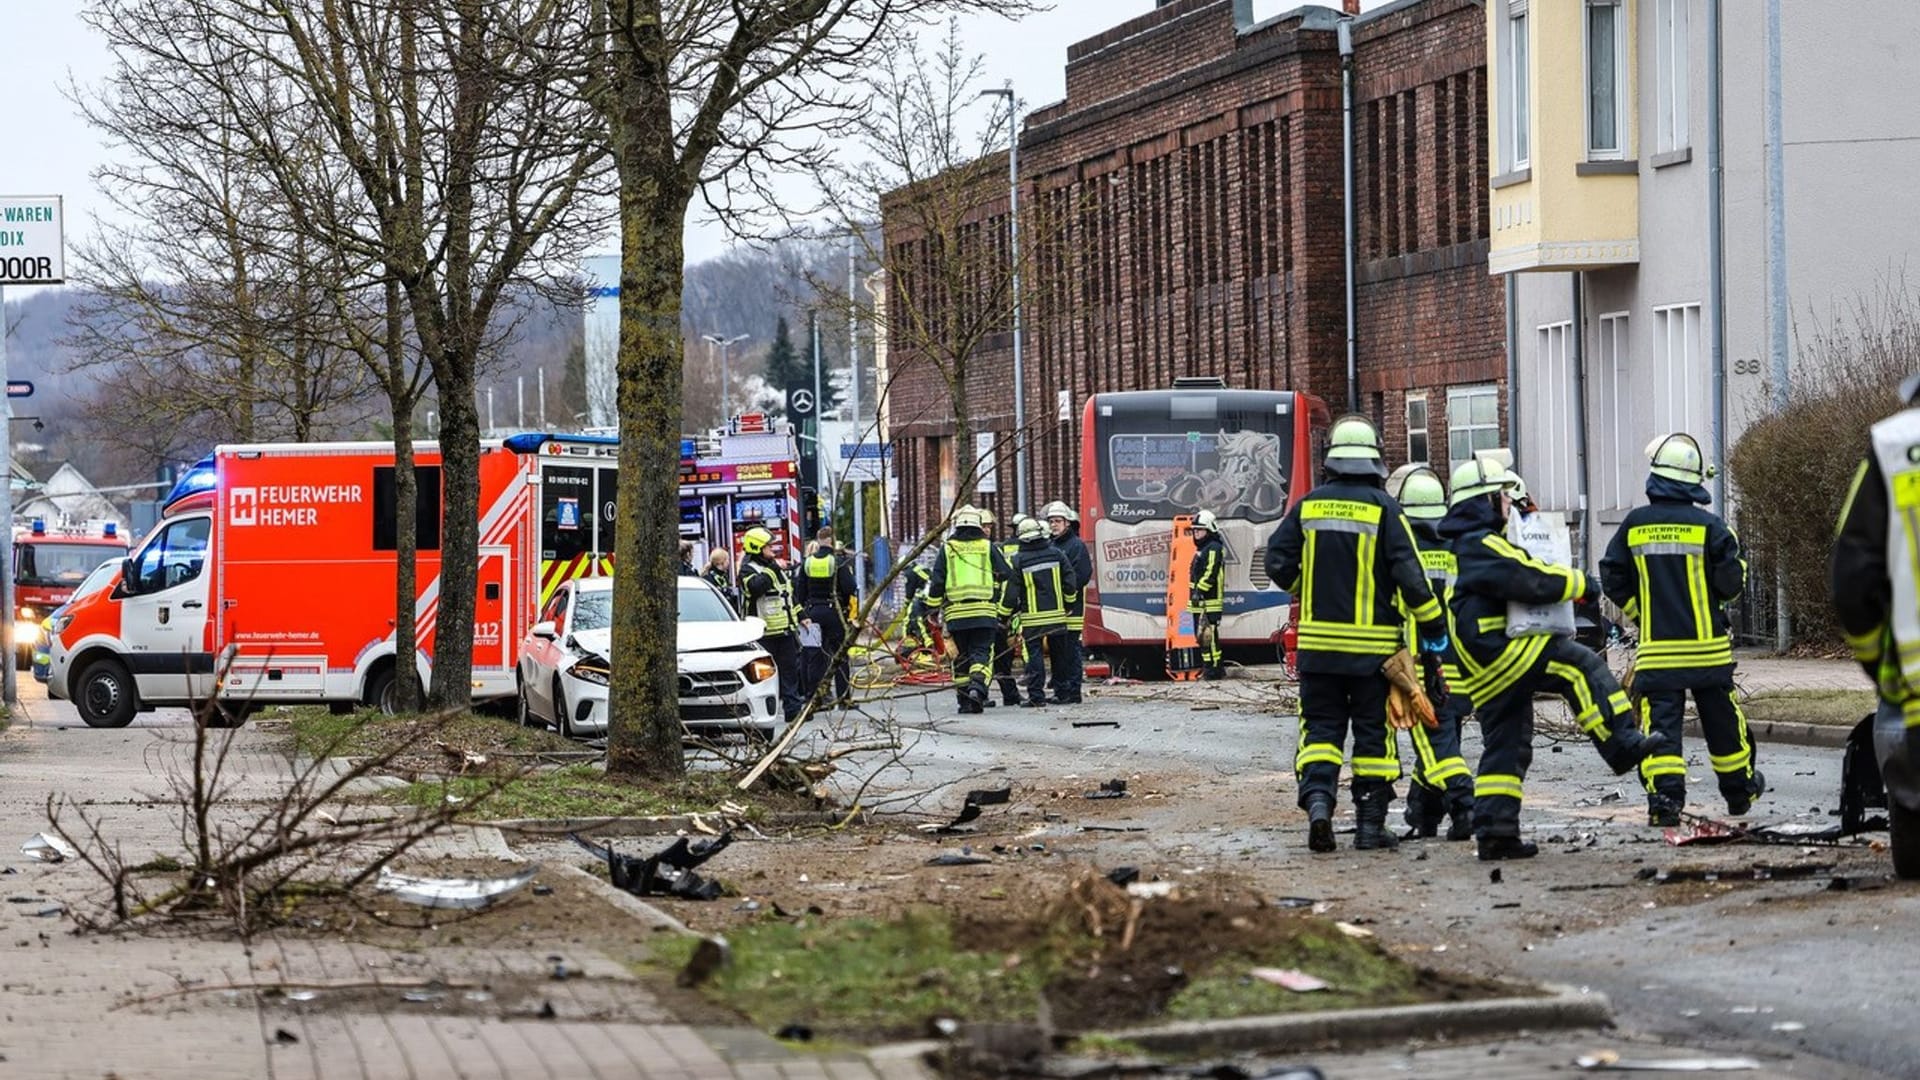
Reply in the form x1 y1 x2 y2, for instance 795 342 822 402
118 514 215 702
473 546 510 673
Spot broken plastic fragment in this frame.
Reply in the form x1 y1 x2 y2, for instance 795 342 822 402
918 788 1012 834
1575 1051 1760 1071
927 851 992 867
20 834 78 864
374 866 538 909
1083 778 1129 800
1126 881 1175 899
573 832 732 901
286 990 320 1003
1249 967 1328 992
1334 921 1374 939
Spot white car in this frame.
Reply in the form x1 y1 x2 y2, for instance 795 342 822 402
515 576 783 740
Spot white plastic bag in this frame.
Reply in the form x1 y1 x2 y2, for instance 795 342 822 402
1505 510 1576 638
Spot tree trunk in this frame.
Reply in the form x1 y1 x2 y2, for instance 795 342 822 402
606 170 691 778
427 358 479 710
391 286 421 713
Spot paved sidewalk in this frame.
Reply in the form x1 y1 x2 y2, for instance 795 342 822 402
1733 653 1867 694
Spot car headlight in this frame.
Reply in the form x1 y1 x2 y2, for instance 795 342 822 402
18 606 37 621
48 613 73 636
744 656 777 684
569 656 612 686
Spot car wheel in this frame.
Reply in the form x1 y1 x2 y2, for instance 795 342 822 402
554 676 575 739
516 675 541 729
365 667 398 717
76 659 138 729
1892 799 1920 881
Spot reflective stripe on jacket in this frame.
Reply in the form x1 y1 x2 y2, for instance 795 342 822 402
1599 483 1744 680
1189 534 1225 615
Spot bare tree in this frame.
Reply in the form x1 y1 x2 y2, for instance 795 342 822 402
82 0 611 709
590 0 1038 780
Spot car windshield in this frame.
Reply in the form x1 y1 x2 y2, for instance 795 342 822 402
571 591 612 632
73 560 120 601
679 584 736 623
15 542 127 588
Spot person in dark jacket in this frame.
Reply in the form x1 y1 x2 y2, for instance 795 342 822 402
739 526 805 721
1266 416 1449 854
702 549 739 611
925 507 1014 713
1830 373 1920 880
1189 509 1227 680
983 509 1024 707
1044 500 1093 703
1009 515 1078 706
678 540 699 577
1601 433 1759 826
1392 466 1474 841
1440 459 1664 860
797 527 858 708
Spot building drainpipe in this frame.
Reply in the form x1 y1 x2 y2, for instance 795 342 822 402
1506 273 1520 475
1571 273 1593 571
1338 18 1358 415
1707 0 1727 512
1764 0 1792 652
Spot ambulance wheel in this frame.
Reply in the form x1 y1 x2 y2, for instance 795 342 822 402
76 659 138 729
1892 800 1920 881
365 668 398 717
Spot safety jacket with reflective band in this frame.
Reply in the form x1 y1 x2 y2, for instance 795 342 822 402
925 532 1012 630
798 549 856 614
1052 529 1093 631
1010 540 1078 631
1189 534 1226 615
1599 485 1744 679
1265 480 1444 676
1831 410 1920 725
1438 495 1582 702
741 557 799 635
1402 526 1463 685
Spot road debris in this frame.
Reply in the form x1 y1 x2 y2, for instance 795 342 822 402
1574 1050 1760 1071
917 788 1012 834
1273 896 1318 908
1126 881 1176 899
1636 862 1835 885
927 849 993 867
573 832 733 900
678 935 731 987
1107 866 1141 886
1249 967 1328 992
1072 720 1121 728
374 866 539 909
19 833 78 864
1334 921 1373 939
1084 778 1129 800
1771 1021 1806 1032
272 1028 300 1045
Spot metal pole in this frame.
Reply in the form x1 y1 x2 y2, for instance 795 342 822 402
485 386 495 434
811 310 825 512
1571 273 1593 570
1004 82 1029 517
2 284 16 707
1765 0 1791 650
1505 272 1520 473
1338 19 1358 415
517 374 525 428
538 366 547 428
848 240 865 593
1707 0 1727 511
722 342 732 423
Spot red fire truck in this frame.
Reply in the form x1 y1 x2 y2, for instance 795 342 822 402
12 519 130 667
45 426 803 727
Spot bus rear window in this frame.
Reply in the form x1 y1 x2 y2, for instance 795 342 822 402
1094 394 1296 523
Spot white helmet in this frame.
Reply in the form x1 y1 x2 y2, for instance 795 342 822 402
1193 509 1220 533
1042 500 1078 523
953 507 983 531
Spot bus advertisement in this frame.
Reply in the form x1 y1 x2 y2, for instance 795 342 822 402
1078 381 1328 668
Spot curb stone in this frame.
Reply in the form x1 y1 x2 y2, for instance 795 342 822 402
487 810 855 836
1090 984 1612 1056
1688 718 1851 750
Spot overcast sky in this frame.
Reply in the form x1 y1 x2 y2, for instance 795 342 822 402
0 1 1396 291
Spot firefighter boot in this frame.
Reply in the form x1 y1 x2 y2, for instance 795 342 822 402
1726 770 1767 817
1354 786 1399 851
1402 783 1442 839
1477 835 1539 861
1305 795 1337 854
1444 782 1474 841
1598 728 1670 777
1648 793 1682 827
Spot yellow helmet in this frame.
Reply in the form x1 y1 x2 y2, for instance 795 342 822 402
1396 466 1447 521
1646 432 1711 484
1448 458 1516 506
740 526 774 556
1016 517 1047 542
1324 415 1386 478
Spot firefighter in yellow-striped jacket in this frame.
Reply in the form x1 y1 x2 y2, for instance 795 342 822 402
1189 510 1227 680
1393 467 1474 841
1009 515 1078 706
1265 417 1449 854
1439 458 1665 861
925 507 1014 714
1601 433 1760 826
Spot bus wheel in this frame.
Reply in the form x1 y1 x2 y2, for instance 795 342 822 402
77 660 138 729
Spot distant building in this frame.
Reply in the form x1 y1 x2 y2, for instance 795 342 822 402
882 0 1505 534
13 463 131 536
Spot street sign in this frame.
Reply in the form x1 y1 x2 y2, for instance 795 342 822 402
4 380 30 398
839 440 890 483
788 387 815 418
0 196 64 285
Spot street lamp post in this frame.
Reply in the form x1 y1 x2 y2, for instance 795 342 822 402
703 332 749 425
978 83 1028 516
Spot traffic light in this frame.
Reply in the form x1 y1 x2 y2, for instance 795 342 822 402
801 486 821 534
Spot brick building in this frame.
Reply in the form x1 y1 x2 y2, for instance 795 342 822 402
883 0 1507 536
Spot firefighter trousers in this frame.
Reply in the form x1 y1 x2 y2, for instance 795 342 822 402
764 632 807 721
950 626 996 706
1473 637 1638 838
806 605 850 704
1023 628 1070 704
1295 672 1398 810
1197 612 1224 676
1051 628 1085 703
1639 680 1760 809
991 626 1023 705
1405 694 1474 826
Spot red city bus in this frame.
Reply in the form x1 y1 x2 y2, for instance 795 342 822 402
1078 378 1328 673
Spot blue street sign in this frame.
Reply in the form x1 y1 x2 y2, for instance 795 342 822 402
838 442 892 460
4 380 31 398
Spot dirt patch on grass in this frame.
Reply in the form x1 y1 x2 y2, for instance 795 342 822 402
1740 689 1875 728
289 707 583 776
393 765 819 821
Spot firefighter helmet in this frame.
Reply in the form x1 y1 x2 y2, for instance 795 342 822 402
1042 500 1078 523
1396 467 1447 521
1646 432 1710 485
953 507 984 531
1193 509 1220 533
978 507 997 527
1448 458 1517 506
1324 415 1387 478
740 526 774 556
1017 516 1047 542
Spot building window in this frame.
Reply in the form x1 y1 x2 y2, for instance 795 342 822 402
1500 0 1531 171
1532 324 1575 509
1595 313 1632 510
1447 385 1501 473
1654 303 1705 437
1407 393 1430 464
1655 0 1690 153
1586 0 1626 160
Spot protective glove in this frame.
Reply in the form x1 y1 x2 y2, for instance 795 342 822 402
1419 633 1450 655
1581 573 1601 602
